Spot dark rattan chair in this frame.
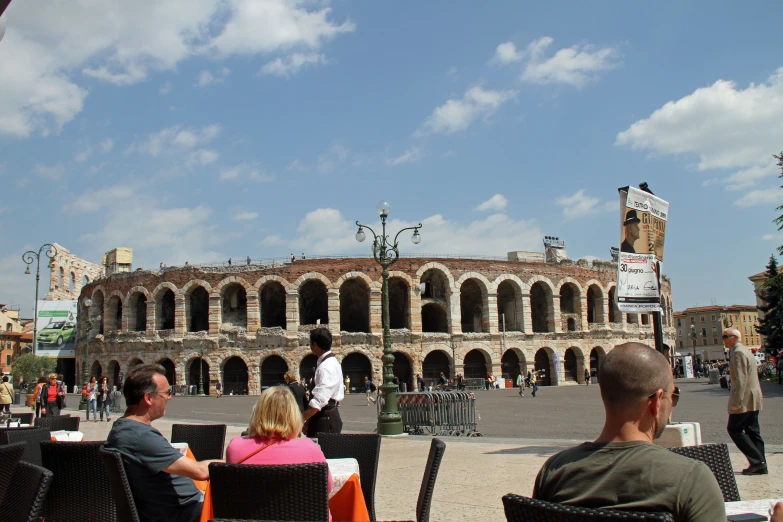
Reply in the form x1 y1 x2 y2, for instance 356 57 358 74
317 432 381 521
10 412 34 425
416 438 446 522
99 447 141 522
35 416 80 432
0 426 40 445
502 494 675 521
0 442 26 505
668 443 740 502
0 460 53 522
41 441 116 522
209 462 329 521
171 423 227 460
6 428 51 467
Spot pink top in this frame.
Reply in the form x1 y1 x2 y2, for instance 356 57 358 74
225 436 333 493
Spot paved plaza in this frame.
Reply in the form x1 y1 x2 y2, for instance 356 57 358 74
56 377 782 521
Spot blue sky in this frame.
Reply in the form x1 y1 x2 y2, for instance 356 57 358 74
1 0 783 318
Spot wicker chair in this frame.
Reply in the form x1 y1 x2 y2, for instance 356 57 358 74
0 442 26 504
209 462 329 521
10 412 34 425
6 428 51 467
41 441 116 522
171 423 227 460
502 495 675 521
0 426 40 445
416 438 446 522
317 432 381 521
35 416 80 432
668 443 740 502
99 447 141 522
0 460 53 522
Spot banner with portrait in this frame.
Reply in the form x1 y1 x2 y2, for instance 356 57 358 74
617 187 669 313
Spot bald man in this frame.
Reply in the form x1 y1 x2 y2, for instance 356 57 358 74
533 343 725 521
724 328 766 474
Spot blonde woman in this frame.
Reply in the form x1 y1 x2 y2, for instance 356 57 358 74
225 386 332 491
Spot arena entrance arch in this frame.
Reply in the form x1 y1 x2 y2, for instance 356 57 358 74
224 357 249 395
463 349 488 379
187 358 210 395
341 353 372 393
299 354 318 386
90 361 102 380
158 358 176 385
590 347 605 382
260 355 288 389
534 349 552 386
564 348 578 382
393 352 412 391
422 350 450 387
501 350 522 386
107 360 121 389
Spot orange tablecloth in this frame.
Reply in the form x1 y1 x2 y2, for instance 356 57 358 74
198 472 370 522
186 448 209 493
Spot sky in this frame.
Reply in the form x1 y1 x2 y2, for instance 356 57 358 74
1 0 783 318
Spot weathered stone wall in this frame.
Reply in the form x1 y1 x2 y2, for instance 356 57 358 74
46 243 104 301
75 257 675 393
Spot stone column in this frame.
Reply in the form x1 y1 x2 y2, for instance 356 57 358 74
369 287 382 334
601 297 610 325
409 289 422 332
174 294 186 335
486 292 498 334
327 289 340 335
449 291 462 335
551 296 562 333
208 294 221 335
580 297 588 330
521 293 532 334
121 300 130 331
146 301 156 336
246 290 260 333
285 292 299 334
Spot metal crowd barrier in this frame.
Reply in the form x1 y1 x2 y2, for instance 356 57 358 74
392 391 481 437
110 391 125 413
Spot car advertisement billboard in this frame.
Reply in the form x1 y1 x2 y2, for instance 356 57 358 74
35 300 77 358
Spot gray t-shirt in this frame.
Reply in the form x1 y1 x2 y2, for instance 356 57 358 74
106 418 202 522
533 441 726 522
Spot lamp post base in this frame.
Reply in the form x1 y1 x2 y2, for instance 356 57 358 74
376 419 404 436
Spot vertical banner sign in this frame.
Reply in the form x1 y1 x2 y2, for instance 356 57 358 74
35 300 78 358
617 187 669 313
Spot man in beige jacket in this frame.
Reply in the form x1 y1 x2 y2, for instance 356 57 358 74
724 328 766 474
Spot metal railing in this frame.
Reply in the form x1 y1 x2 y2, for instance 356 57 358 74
384 391 481 437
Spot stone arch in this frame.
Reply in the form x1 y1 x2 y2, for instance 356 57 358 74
421 302 448 333
104 290 125 332
455 272 494 293
415 262 455 291
558 279 582 315
69 272 76 293
259 280 287 329
259 354 288 388
90 288 105 335
534 347 554 386
585 280 605 325
154 286 176 331
222 355 250 394
179 279 213 295
463 348 491 379
186 357 210 395
58 266 64 289
606 284 621 323
393 351 414 391
589 346 606 381
299 354 319 385
495 276 524 332
388 275 410 329
184 284 210 333
157 357 176 385
219 281 249 329
254 274 292 291
107 360 121 388
126 358 144 374
422 349 451 386
341 352 373 392
528 279 555 333
298 277 330 326
213 276 253 294
563 346 585 382
151 282 178 300
291 272 333 293
501 348 527 385
458 276 490 333
332 271 375 291
90 360 102 380
339 277 371 333
126 287 150 332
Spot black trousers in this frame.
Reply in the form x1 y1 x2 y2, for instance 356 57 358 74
727 411 766 466
306 407 342 438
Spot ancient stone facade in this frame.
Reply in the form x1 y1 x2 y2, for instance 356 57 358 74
46 244 104 301
76 257 676 395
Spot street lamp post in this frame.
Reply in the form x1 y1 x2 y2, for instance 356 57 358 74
78 298 99 409
197 351 205 396
22 243 57 355
355 201 422 436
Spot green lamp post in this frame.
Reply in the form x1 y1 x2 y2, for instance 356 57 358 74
22 243 58 356
355 201 422 436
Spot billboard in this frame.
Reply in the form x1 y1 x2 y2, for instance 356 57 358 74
617 187 669 313
35 300 78 358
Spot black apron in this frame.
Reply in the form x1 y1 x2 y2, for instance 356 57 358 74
306 353 343 437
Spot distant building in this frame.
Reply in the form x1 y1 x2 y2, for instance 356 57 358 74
46 243 104 301
673 305 760 361
102 247 133 276
0 304 32 374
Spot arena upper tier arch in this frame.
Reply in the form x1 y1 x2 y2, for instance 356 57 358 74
76 257 675 394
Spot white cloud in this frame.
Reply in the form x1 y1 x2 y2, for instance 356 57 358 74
219 162 273 183
130 124 221 156
261 235 283 246
385 147 424 166
63 184 137 214
417 86 517 135
286 159 308 172
34 163 65 180
734 189 781 208
260 53 326 78
197 67 230 86
159 82 172 95
513 36 621 88
317 145 350 174
74 146 92 163
187 149 219 166
100 138 114 153
475 194 508 211
616 68 783 204
762 233 783 241
232 211 259 221
555 189 615 220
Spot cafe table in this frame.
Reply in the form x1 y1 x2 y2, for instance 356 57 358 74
198 457 370 522
725 498 783 521
50 430 84 441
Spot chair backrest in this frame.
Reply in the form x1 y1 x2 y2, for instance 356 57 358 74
0 442 26 507
417 438 446 522
10 413 34 425
317 432 381 521
99 447 141 522
41 441 116 522
6 428 51 467
35 416 80 432
209 462 329 521
502 494 675 522
0 460 53 522
668 443 740 502
171 423 227 460
0 426 40 444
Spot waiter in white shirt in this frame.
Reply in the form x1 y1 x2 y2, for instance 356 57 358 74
303 328 345 437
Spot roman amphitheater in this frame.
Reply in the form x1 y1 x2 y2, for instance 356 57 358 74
77 256 675 395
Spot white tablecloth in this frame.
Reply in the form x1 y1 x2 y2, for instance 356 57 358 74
171 442 189 457
50 430 84 441
326 458 360 500
725 498 783 519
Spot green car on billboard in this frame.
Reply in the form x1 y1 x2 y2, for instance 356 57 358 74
37 321 76 346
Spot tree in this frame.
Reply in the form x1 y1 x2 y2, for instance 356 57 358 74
756 255 783 357
11 353 57 386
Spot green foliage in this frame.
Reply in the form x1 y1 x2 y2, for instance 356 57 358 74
756 255 783 357
11 353 57 385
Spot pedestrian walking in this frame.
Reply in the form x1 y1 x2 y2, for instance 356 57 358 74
97 376 112 421
246 256 251 265
33 376 46 419
364 377 376 405
215 381 222 398
516 373 524 396
301 253 306 260
284 372 308 413
531 371 538 397
584 367 590 385
303 328 344 436
724 328 767 474
228 258 232 266
457 373 465 391
85 376 99 422
416 373 425 392
526 370 532 388
290 253 296 263
40 373 66 417
0 376 13 413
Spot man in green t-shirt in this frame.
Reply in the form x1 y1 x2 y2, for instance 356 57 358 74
533 343 725 522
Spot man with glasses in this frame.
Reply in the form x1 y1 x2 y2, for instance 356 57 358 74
723 328 767 475
106 364 210 522
533 343 724 521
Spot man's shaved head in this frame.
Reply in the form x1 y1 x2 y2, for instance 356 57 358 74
599 343 672 412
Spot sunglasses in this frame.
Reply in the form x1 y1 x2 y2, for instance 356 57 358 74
648 386 679 407
148 388 172 398
721 334 736 340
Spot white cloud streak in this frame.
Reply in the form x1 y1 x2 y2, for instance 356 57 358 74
475 194 508 211
417 86 517 135
385 147 424 167
260 53 326 78
555 190 615 220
